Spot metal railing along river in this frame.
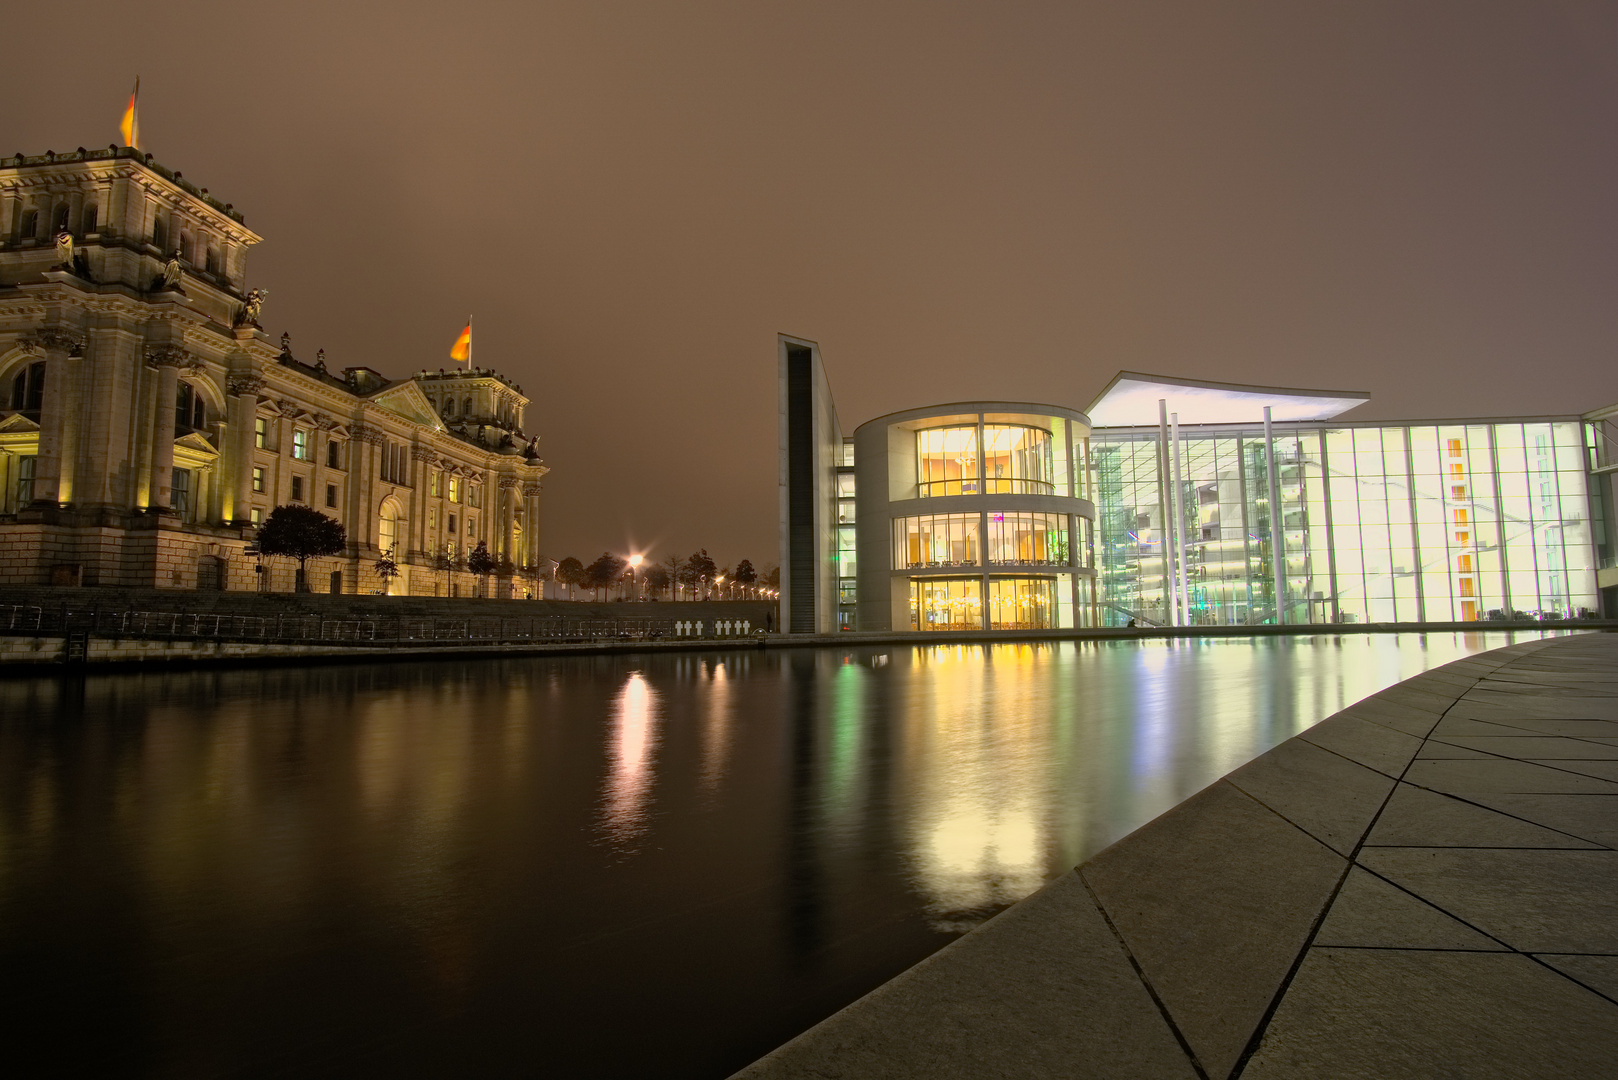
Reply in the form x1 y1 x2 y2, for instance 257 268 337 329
2 605 763 646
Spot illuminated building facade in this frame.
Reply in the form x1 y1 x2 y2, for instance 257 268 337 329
0 147 547 593
782 349 1618 633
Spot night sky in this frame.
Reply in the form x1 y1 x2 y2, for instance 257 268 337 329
10 2 1616 571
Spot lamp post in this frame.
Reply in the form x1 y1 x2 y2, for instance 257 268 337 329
627 553 643 601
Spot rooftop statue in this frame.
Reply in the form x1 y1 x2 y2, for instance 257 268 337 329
237 288 268 328
161 250 183 290
53 228 73 268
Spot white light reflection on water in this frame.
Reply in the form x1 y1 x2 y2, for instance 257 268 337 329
698 659 732 794
601 670 661 848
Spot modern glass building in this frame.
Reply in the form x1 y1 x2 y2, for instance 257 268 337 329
780 341 1617 634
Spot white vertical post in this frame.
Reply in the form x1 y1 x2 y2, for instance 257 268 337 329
1158 399 1175 625
1264 406 1286 625
1171 412 1188 626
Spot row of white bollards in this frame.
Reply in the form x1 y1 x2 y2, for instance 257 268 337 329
671 619 752 637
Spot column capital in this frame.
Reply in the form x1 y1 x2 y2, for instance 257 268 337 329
410 445 438 463
32 327 86 356
145 343 194 369
227 374 266 397
522 482 543 497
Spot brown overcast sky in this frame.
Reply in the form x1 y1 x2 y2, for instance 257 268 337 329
10 2 1617 571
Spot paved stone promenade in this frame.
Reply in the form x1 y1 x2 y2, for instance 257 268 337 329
733 633 1618 1079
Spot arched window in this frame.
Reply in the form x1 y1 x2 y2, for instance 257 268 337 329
9 362 46 415
175 382 206 432
462 396 472 417
21 209 38 240
81 205 97 235
444 397 456 417
205 246 220 275
178 231 193 264
378 499 401 574
152 215 167 251
53 205 69 232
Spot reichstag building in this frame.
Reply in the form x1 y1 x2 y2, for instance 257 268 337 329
0 146 547 595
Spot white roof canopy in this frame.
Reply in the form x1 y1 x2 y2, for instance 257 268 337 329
1086 371 1369 427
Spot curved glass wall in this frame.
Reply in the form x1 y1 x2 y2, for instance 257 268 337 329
984 426 1054 494
917 427 979 496
894 513 981 568
986 512 1067 565
988 576 1057 630
910 578 982 630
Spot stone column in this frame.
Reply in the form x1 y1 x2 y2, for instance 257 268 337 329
410 445 434 557
351 423 383 550
146 345 187 512
499 477 519 561
522 479 543 567
227 375 263 525
28 328 86 506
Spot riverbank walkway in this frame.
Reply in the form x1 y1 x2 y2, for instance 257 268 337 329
733 632 1618 1079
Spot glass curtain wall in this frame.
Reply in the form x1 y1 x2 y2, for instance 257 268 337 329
987 576 1057 629
917 427 979 496
983 426 1055 494
894 514 981 568
986 512 1066 565
1094 420 1597 627
910 578 982 630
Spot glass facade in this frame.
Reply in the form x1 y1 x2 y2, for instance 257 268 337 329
917 427 980 496
983 426 1054 494
1091 420 1598 627
987 576 1057 630
894 513 981 568
910 578 982 630
986 512 1066 565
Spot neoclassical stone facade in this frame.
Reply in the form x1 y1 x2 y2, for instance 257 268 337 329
0 146 548 595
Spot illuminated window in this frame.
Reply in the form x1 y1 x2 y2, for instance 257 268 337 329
1457 554 1473 573
251 467 265 493
983 425 1055 494
1451 485 1466 500
917 426 979 496
986 512 1066 565
988 576 1058 630
250 507 262 524
909 578 981 631
1458 578 1474 597
255 417 267 448
1453 509 1468 525
448 478 460 503
893 513 980 568
292 428 310 461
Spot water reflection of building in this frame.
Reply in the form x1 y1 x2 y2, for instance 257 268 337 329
781 344 1618 630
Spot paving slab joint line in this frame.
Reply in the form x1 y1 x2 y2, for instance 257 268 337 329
1227 651 1492 1077
1076 869 1212 1080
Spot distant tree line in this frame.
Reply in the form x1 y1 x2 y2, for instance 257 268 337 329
546 550 779 601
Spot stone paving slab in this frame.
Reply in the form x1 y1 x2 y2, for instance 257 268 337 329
732 634 1618 1080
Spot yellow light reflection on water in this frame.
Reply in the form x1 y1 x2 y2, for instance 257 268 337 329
601 671 660 847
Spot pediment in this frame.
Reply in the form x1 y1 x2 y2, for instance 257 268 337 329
369 381 442 428
0 412 40 433
173 430 221 469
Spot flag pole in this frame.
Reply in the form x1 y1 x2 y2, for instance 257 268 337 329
467 314 474 368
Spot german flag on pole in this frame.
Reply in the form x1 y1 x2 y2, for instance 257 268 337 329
449 317 472 364
119 78 140 150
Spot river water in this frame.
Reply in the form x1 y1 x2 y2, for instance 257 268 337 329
0 632 1543 1077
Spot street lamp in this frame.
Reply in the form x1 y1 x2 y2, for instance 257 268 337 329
626 553 643 600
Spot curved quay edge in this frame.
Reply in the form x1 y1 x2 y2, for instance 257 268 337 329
729 631 1618 1080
